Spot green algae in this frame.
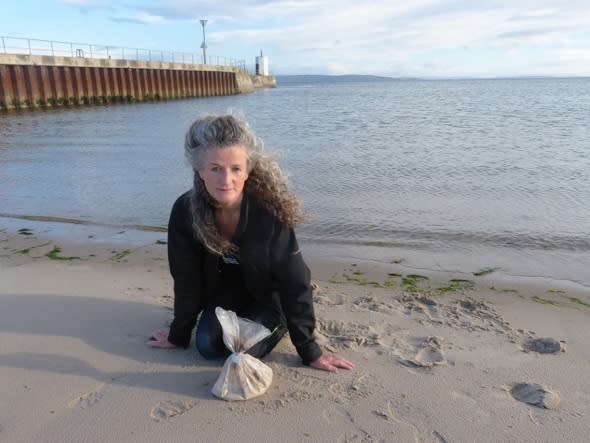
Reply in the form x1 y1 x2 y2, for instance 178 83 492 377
45 246 80 261
437 279 475 294
383 278 397 288
111 250 131 262
342 272 382 287
473 267 499 276
16 241 52 255
401 274 429 292
531 296 563 307
490 286 519 293
563 296 590 308
326 271 478 295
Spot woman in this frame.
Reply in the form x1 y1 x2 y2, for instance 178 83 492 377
149 113 354 372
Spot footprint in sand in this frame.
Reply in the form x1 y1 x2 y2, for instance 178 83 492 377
328 373 372 403
314 291 345 306
396 336 447 368
372 400 423 441
522 337 565 354
444 298 516 338
398 294 440 321
353 295 400 315
68 384 105 409
150 400 195 421
317 319 382 350
510 383 560 410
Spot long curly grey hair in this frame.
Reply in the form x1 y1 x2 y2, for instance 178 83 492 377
184 113 304 256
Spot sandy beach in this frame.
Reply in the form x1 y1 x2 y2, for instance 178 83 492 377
1 219 589 443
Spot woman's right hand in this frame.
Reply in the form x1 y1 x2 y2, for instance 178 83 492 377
309 352 355 372
147 329 176 348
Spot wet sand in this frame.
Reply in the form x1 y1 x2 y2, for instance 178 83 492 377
1 220 589 442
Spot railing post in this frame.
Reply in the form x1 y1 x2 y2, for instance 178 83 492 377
28 38 31 55
50 41 54 56
2 36 6 53
70 43 73 57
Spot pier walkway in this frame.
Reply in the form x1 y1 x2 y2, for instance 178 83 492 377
0 37 275 110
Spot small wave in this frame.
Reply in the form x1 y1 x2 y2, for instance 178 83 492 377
0 213 167 233
298 223 590 252
3 213 588 252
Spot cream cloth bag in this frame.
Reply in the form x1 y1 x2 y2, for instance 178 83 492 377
211 307 274 401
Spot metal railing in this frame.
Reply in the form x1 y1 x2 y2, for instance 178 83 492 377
0 36 248 72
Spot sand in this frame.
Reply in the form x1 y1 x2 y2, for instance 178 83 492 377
1 219 589 442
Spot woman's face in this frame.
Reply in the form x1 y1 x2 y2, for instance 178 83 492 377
198 145 249 209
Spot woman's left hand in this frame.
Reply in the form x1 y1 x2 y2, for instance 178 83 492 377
147 329 176 348
309 353 355 372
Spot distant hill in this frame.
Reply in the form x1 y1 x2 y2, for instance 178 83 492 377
275 74 418 84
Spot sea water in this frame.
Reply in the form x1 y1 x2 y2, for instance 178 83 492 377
1 77 589 286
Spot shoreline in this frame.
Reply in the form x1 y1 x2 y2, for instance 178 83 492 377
2 214 589 294
0 212 168 232
2 216 589 442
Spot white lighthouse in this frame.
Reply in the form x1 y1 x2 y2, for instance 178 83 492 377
255 50 269 76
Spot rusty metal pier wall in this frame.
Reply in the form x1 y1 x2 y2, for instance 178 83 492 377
0 54 275 111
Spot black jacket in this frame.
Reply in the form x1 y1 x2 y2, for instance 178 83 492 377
166 191 322 365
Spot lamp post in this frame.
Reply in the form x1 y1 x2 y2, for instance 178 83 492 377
200 19 207 64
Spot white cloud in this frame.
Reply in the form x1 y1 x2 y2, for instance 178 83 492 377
557 48 590 60
59 0 590 77
59 0 112 10
136 12 165 25
60 0 100 5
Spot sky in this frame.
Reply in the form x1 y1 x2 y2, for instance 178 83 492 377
1 0 590 78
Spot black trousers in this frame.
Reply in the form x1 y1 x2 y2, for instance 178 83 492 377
195 288 287 360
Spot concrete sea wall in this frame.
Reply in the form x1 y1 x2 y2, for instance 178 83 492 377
0 54 275 110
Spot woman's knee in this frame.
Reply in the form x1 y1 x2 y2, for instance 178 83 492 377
195 306 227 359
196 332 226 359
